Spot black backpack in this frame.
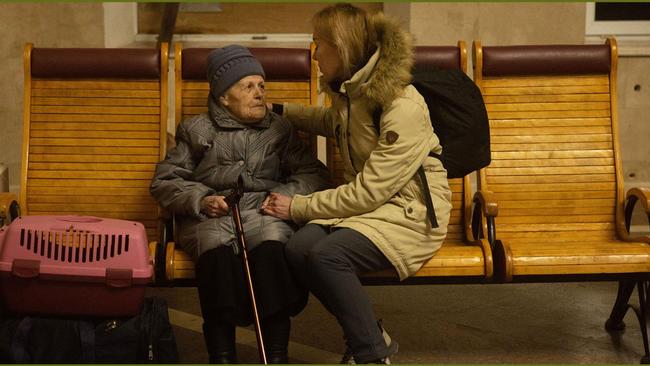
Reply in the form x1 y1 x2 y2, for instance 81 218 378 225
374 68 491 179
413 68 491 178
372 68 490 228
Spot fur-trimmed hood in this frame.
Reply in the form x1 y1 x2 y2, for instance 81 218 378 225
330 12 414 109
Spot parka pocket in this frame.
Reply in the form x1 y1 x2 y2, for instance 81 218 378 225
404 200 427 222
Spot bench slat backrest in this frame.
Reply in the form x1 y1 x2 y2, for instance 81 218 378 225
325 42 471 243
21 43 169 242
474 39 625 243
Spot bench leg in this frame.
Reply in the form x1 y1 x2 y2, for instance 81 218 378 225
635 282 650 363
606 280 636 331
605 281 650 363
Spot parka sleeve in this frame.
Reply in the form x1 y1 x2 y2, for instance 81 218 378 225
283 103 336 139
150 121 215 218
270 125 331 197
289 99 433 225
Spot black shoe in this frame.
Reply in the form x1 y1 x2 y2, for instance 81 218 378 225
210 351 238 364
203 322 238 364
262 314 291 364
267 347 289 364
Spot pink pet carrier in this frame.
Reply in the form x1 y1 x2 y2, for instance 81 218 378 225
0 215 153 317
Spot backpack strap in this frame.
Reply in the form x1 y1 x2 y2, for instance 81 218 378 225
372 108 439 228
371 108 383 133
417 166 439 228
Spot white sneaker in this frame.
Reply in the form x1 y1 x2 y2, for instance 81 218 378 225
340 320 398 364
378 319 399 358
340 350 355 364
340 352 390 365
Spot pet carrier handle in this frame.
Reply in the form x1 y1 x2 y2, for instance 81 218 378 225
106 268 133 288
11 259 40 278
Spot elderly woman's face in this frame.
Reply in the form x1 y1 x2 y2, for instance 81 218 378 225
220 75 267 124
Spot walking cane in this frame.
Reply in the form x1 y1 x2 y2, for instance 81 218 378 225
224 179 268 364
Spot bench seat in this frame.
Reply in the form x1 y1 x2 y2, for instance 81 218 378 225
506 239 650 276
166 234 490 283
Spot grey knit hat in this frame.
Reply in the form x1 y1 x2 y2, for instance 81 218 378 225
207 45 265 99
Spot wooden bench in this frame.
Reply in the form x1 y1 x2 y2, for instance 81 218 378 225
17 38 650 362
473 37 650 362
20 43 169 251
157 43 321 283
156 41 495 285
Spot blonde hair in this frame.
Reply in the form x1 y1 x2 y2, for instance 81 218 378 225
312 3 378 80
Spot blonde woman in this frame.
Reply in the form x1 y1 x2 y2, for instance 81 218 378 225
263 3 452 364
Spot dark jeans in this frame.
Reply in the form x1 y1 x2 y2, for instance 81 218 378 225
285 224 393 363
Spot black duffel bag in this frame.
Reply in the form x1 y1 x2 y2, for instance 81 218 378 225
0 297 179 363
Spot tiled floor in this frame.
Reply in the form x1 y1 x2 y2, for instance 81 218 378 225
146 281 648 364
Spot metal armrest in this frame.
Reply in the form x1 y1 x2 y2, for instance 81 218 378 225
0 192 20 227
153 213 176 284
625 187 650 234
471 190 498 246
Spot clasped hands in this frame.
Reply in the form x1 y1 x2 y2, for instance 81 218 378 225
200 195 229 218
261 192 292 221
201 192 292 221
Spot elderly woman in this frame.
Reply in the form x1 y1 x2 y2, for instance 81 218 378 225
150 45 330 364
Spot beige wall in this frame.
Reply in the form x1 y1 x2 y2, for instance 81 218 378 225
407 2 585 71
0 3 104 192
618 57 650 189
619 55 650 233
138 3 381 35
411 2 585 46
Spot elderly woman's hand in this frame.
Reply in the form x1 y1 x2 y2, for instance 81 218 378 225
261 192 293 221
201 195 230 218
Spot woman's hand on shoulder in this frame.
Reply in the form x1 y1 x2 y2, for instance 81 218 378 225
261 192 292 221
201 195 229 218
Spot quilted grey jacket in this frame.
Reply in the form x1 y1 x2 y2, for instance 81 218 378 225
150 102 330 258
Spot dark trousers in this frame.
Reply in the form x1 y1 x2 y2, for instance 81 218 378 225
197 241 307 326
196 241 306 362
284 224 393 363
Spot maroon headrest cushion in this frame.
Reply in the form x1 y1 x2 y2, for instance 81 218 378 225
414 46 462 71
482 44 611 76
31 48 161 79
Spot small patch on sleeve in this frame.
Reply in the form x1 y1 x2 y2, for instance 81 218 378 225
385 131 399 144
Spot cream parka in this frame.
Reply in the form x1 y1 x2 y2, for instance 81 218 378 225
283 15 452 280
